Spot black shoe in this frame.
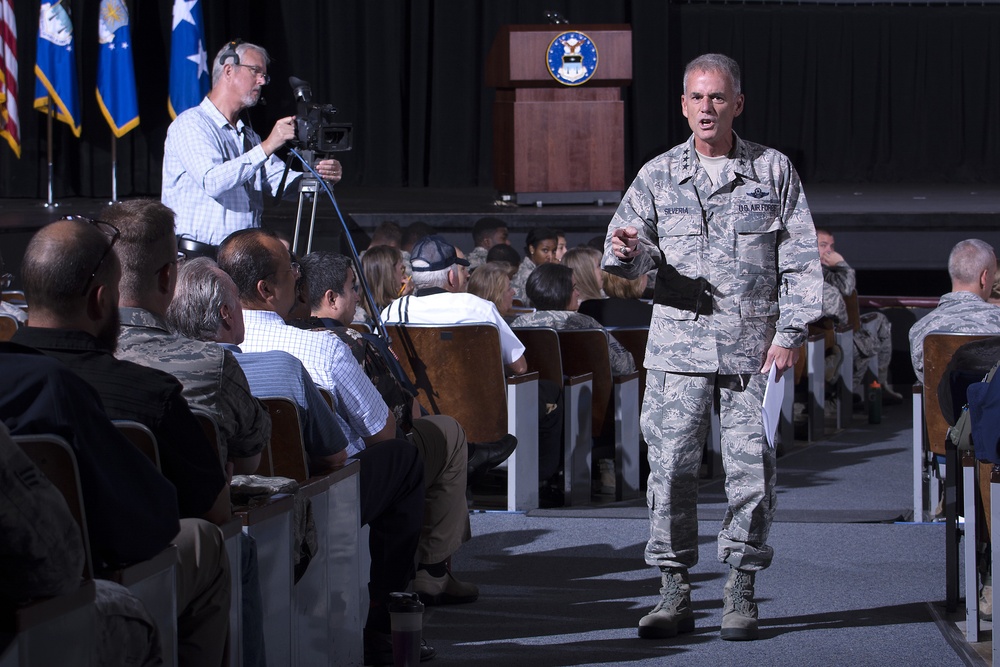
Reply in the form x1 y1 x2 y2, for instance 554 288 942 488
467 434 517 479
363 628 437 665
538 483 564 508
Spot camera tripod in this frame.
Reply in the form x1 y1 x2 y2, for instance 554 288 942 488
290 149 322 256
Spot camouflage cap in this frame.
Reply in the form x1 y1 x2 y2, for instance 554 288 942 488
410 235 470 272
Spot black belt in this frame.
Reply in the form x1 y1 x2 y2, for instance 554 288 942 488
177 236 218 261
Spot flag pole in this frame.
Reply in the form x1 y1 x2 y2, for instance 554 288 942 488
109 135 118 204
44 95 57 208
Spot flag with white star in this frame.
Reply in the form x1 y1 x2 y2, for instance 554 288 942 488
34 0 81 137
168 0 208 119
96 0 138 137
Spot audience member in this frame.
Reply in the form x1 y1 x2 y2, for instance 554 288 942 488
554 230 568 263
361 244 412 321
369 221 403 250
512 263 635 377
103 199 270 473
579 271 653 328
401 221 435 255
1 221 231 666
467 217 510 271
909 239 1000 383
0 250 26 325
165 256 437 663
563 246 605 302
816 229 901 403
11 218 228 524
511 228 560 305
381 235 566 503
486 243 521 274
217 229 475 639
467 262 517 322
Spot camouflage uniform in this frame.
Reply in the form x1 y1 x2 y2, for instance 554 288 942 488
822 260 893 394
908 291 1000 383
510 310 637 377
511 256 537 306
467 246 489 271
602 133 822 572
116 307 270 463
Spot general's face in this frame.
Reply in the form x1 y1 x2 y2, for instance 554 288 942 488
529 239 558 265
681 68 744 156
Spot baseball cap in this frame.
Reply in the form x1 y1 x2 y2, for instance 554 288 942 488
409 235 471 272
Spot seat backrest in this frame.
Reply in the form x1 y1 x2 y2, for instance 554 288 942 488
512 327 564 385
923 332 995 456
0 313 17 342
260 397 309 482
608 327 648 403
844 289 862 333
114 421 161 470
14 435 95 580
348 322 372 335
385 323 509 442
557 329 614 437
192 409 226 469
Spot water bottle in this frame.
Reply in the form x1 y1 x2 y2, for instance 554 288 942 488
388 592 424 667
867 380 882 424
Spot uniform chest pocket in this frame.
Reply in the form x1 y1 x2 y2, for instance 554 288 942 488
736 215 781 275
656 212 702 237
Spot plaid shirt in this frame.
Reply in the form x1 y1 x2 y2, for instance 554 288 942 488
240 309 388 456
162 97 301 245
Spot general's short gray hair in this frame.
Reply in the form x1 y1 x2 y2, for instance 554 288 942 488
410 266 452 290
684 53 741 96
167 257 231 341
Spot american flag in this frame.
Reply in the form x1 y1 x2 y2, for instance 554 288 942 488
0 0 18 157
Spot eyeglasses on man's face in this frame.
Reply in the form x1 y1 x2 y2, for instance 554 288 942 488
235 63 270 85
62 216 121 295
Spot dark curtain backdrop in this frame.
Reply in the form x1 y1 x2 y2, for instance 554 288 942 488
2 1 998 199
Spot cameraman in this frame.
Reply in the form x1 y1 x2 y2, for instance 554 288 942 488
162 40 342 246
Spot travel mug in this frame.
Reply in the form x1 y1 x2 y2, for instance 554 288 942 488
388 592 424 667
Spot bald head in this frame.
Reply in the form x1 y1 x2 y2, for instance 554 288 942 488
22 219 119 317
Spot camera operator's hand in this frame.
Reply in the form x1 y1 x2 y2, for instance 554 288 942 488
261 116 297 156
315 158 343 185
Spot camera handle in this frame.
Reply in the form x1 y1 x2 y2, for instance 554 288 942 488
287 148 388 342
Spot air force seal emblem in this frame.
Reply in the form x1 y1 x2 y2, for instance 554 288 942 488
546 31 598 86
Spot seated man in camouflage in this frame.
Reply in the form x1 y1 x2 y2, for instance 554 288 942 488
103 199 270 474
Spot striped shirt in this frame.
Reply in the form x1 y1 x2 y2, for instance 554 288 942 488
240 309 388 456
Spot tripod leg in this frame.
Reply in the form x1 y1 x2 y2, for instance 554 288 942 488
306 189 321 255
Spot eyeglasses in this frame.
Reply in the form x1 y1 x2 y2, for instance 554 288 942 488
266 261 300 281
62 216 121 295
235 63 270 85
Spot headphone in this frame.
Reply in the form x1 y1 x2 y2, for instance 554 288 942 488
218 38 244 67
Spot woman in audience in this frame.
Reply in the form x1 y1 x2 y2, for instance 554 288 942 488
511 228 559 305
554 230 568 263
511 263 635 377
361 244 412 320
579 271 654 328
563 246 605 303
468 262 518 322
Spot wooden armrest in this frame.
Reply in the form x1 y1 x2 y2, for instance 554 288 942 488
913 383 923 396
298 476 332 500
564 372 593 387
16 580 96 631
807 332 825 343
614 371 641 384
506 371 539 385
992 466 1000 485
219 516 243 540
962 454 977 467
235 493 295 526
109 545 179 587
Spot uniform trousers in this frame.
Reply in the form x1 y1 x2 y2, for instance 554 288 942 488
174 518 231 667
641 370 777 573
407 415 471 564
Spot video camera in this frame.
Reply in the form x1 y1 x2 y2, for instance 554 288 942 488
289 77 353 154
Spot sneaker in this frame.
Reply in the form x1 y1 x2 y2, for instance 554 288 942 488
721 568 759 641
363 628 436 665
981 584 993 621
413 569 479 605
593 458 616 496
638 568 695 638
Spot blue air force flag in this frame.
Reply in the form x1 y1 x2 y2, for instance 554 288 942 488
96 0 138 137
168 0 208 119
34 1 81 137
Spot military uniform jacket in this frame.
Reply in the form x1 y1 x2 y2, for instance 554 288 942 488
602 134 822 374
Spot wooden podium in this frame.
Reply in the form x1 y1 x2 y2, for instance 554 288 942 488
487 24 632 206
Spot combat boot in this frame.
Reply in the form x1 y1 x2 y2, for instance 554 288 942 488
720 567 759 641
637 568 695 638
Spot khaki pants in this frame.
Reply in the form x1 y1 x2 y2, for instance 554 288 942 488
174 518 231 667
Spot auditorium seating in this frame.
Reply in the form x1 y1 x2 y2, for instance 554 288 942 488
0 314 16 342
13 434 180 667
386 322 541 510
513 326 594 505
